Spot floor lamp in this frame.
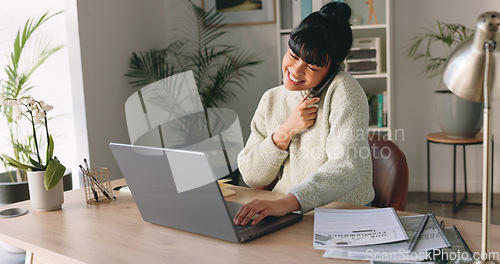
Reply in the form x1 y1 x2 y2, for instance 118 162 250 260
443 12 499 262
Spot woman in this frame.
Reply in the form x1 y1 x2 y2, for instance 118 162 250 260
234 2 374 226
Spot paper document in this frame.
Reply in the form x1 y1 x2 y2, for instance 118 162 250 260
314 208 408 248
435 226 473 263
322 214 451 262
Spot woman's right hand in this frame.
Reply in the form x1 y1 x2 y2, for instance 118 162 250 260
272 96 320 150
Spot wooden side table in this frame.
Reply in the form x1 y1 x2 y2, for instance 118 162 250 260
427 132 494 213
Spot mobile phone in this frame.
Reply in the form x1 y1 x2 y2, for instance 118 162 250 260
305 67 340 101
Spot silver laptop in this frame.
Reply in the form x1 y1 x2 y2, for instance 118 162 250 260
109 142 303 243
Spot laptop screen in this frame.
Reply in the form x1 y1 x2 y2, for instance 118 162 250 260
110 143 240 242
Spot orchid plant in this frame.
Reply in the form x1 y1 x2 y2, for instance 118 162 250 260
0 95 66 190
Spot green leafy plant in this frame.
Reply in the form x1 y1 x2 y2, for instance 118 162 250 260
0 11 64 182
125 1 261 109
1 96 66 190
406 21 474 80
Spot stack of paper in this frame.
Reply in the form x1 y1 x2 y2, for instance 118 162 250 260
314 208 408 249
314 208 452 263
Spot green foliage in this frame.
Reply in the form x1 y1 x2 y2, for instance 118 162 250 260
0 11 64 184
125 2 261 109
405 21 474 79
1 154 38 171
44 157 65 190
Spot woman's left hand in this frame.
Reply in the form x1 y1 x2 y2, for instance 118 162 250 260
233 193 300 226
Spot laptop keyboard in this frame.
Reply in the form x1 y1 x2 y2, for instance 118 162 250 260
234 219 267 232
225 201 269 232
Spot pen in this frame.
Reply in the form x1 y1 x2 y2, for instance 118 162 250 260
89 174 116 200
80 164 99 202
408 213 430 252
84 158 90 172
83 158 116 200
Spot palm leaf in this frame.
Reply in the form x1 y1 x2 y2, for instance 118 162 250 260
125 1 261 108
125 50 174 88
201 51 261 108
10 11 63 81
405 20 474 78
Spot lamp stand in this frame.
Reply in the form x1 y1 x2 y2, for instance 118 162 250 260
475 40 497 263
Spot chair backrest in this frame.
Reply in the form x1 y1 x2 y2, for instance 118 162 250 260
368 134 409 211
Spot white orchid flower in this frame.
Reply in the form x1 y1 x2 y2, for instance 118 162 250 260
26 96 35 105
12 106 23 121
20 96 30 105
41 103 53 112
34 117 43 125
5 99 19 107
36 109 46 120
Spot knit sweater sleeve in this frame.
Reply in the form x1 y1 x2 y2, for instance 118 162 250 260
237 90 289 187
288 76 371 213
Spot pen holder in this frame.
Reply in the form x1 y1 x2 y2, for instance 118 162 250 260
83 167 113 204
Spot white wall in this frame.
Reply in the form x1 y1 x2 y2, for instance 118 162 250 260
214 20 280 141
393 0 500 193
73 0 170 179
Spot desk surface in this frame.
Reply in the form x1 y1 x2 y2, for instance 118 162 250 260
0 179 499 264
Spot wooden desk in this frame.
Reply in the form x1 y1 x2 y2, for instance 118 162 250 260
0 179 499 264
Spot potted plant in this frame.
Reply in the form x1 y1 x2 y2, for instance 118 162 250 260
125 1 261 109
0 11 71 208
1 96 66 211
406 21 482 138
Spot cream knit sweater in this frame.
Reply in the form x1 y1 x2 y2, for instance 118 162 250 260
237 71 375 213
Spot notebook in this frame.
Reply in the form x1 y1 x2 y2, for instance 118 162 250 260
109 142 303 243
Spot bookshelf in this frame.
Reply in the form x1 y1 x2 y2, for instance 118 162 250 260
276 0 393 139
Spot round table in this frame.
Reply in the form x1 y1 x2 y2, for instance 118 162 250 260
427 132 494 213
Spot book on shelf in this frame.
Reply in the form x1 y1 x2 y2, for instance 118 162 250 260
377 91 387 128
383 91 387 126
283 0 333 29
377 93 383 127
301 0 312 20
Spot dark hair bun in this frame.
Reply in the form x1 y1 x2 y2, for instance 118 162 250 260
319 2 351 25
288 1 353 67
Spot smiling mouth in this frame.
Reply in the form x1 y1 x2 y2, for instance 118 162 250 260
288 71 304 83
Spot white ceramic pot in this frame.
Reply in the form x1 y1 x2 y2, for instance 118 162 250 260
27 171 64 211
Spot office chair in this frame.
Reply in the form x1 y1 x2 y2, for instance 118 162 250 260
368 134 409 211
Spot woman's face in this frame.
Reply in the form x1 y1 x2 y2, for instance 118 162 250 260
282 49 331 91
